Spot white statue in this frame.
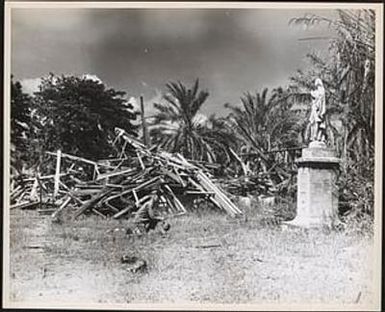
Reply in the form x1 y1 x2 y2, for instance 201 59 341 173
309 78 326 143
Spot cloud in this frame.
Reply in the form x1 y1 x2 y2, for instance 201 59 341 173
20 77 41 95
20 73 104 95
140 10 208 41
11 8 335 117
82 74 103 84
127 89 162 119
143 89 163 118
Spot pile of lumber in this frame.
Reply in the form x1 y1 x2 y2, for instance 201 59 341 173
10 174 43 210
10 128 243 220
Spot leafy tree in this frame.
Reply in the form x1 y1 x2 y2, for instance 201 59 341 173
10 76 33 172
33 74 138 160
150 79 236 163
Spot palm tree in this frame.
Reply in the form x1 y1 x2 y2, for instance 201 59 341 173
150 79 235 163
226 88 302 157
225 88 302 190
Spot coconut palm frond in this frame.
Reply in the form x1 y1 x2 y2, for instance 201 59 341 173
150 79 233 163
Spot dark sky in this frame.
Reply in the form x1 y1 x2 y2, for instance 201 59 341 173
11 8 336 116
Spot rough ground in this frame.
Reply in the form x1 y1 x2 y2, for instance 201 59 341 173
7 207 377 309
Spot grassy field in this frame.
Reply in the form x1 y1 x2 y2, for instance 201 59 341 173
7 203 377 309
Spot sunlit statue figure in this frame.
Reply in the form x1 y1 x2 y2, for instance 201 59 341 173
309 78 327 143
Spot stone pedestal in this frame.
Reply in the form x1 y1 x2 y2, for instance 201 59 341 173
286 141 340 228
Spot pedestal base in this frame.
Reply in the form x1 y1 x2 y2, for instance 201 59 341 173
291 143 340 229
283 216 333 229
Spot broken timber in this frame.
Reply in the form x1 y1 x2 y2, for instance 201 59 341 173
11 128 243 221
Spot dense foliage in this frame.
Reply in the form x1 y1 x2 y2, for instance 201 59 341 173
289 9 376 218
32 74 138 161
10 76 34 173
225 88 304 155
10 74 138 169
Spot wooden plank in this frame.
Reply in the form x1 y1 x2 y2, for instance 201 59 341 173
105 183 125 189
208 195 223 211
92 208 107 219
140 95 150 146
22 173 69 182
53 149 62 200
58 181 84 205
155 158 186 170
119 140 128 159
104 201 120 212
73 189 113 219
187 177 222 212
133 176 161 192
36 174 43 210
93 164 99 181
161 195 178 213
117 128 148 150
10 201 40 210
47 151 97 166
195 170 242 216
51 196 72 219
187 177 205 191
103 188 134 203
185 191 215 195
136 151 146 170
164 185 186 213
10 179 15 193
132 189 139 205
96 168 137 181
11 188 24 201
68 162 76 172
175 153 200 170
112 206 131 219
199 179 238 215
189 177 223 210
160 168 186 186
72 189 102 196
10 185 22 197
161 153 189 169
97 157 129 163
173 168 186 187
111 159 125 173
15 191 27 204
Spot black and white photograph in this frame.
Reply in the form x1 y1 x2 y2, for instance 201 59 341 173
2 1 383 310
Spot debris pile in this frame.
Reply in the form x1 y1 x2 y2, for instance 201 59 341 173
10 128 243 220
10 174 43 210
